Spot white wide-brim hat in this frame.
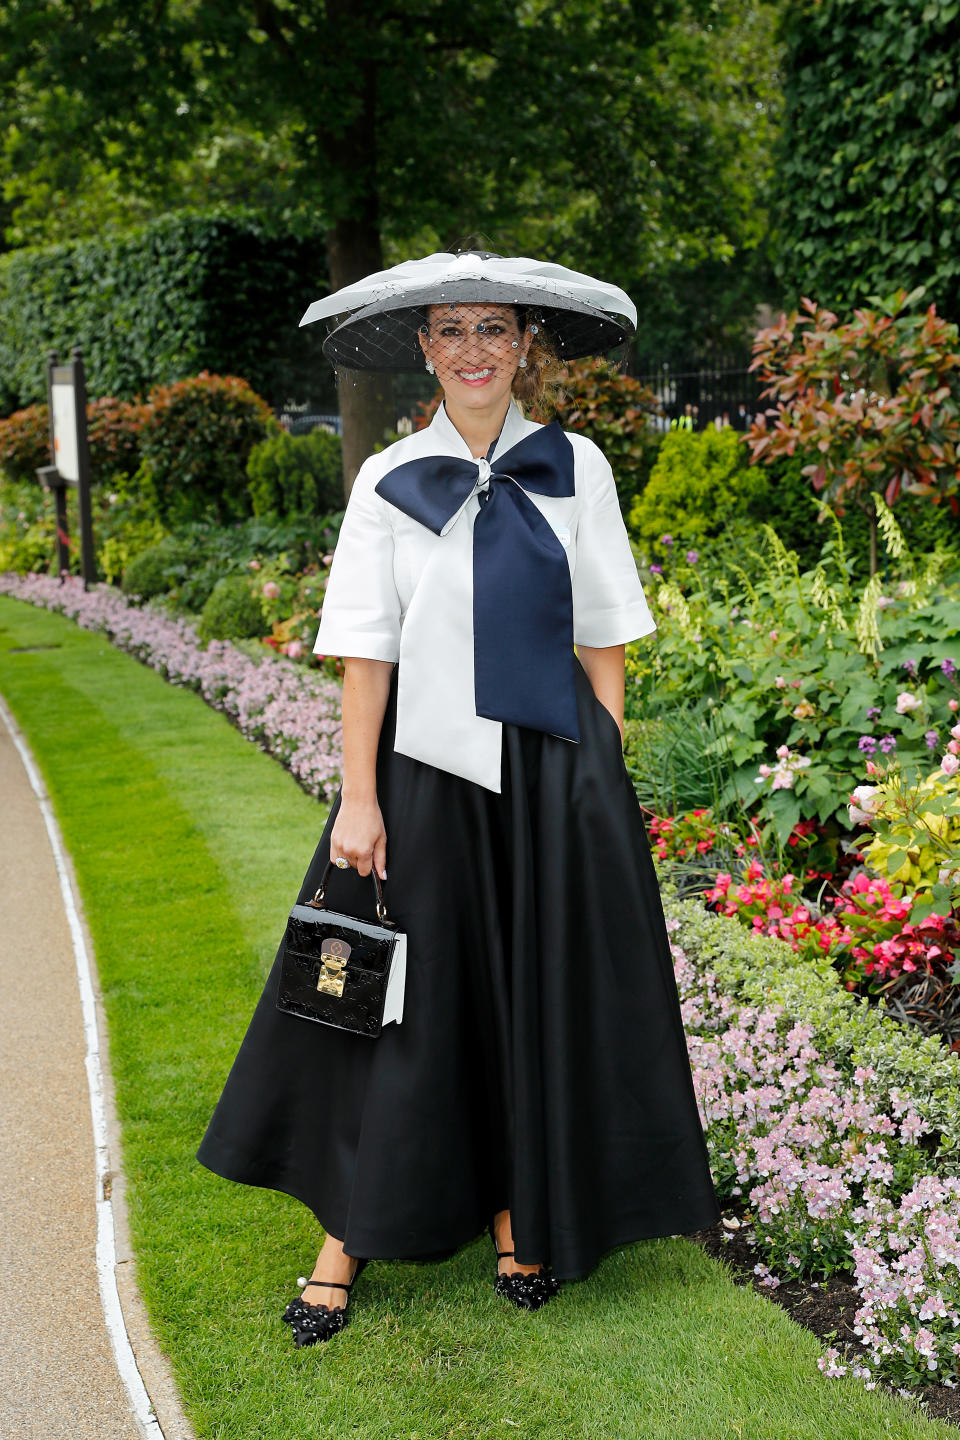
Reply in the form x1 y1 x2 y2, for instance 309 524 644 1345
300 251 637 371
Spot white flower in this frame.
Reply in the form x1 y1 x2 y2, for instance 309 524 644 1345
849 784 882 826
896 691 922 714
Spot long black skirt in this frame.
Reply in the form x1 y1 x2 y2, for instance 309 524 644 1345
196 661 720 1280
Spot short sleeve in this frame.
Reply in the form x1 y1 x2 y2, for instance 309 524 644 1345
571 445 657 647
313 461 402 662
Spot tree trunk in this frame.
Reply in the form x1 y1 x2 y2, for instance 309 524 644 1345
322 28 394 501
326 218 395 501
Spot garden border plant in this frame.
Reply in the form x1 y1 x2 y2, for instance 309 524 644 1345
2 597 947 1438
0 571 343 800
4 573 960 1399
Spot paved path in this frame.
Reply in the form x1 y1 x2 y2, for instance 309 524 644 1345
0 698 193 1440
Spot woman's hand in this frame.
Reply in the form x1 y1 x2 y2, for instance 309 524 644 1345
330 797 387 880
334 657 395 880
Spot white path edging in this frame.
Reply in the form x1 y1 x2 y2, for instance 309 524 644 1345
0 693 166 1440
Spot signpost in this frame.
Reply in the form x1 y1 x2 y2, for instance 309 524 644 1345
38 347 96 588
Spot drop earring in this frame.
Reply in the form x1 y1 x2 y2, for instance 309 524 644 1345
518 356 528 369
425 360 435 374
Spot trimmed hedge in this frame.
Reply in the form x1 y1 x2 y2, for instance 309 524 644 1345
247 427 344 517
774 0 960 320
0 210 331 415
140 373 275 527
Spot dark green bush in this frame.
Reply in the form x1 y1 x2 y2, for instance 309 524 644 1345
757 451 960 581
140 373 275 528
121 538 192 601
0 210 331 415
197 575 265 642
247 427 343 517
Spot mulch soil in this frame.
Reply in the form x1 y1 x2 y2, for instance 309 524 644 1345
687 1204 960 1429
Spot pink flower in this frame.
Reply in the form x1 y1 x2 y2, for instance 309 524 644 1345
940 752 960 777
950 699 960 712
262 580 280 599
775 675 787 689
895 691 921 714
248 559 261 570
285 639 304 659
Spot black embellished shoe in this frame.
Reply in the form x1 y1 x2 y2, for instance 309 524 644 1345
487 1220 561 1312
281 1257 367 1348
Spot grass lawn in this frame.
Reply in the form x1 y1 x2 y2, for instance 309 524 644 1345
0 592 954 1440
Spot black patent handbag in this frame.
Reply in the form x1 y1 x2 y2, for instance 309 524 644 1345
275 862 406 1039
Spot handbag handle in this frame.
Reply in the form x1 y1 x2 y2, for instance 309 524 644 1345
310 861 389 923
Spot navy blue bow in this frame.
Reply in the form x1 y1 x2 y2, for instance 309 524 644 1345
376 421 580 744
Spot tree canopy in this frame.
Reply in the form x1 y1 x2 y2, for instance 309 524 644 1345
0 0 784 478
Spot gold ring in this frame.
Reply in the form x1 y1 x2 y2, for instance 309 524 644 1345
334 857 349 870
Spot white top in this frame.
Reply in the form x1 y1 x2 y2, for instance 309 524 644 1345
314 400 656 791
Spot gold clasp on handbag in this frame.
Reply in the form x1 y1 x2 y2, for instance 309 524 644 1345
317 937 351 997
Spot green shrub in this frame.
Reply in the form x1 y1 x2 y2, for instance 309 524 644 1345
0 475 61 574
539 358 664 512
0 397 147 485
121 538 193 601
628 428 767 549
140 373 274 528
760 449 959 575
627 502 960 843
0 210 330 414
197 575 264 642
247 428 343 518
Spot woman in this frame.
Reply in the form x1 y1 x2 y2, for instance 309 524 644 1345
197 250 720 1348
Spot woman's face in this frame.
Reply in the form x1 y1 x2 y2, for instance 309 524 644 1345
417 303 530 411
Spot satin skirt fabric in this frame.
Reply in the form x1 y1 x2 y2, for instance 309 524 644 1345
196 662 720 1280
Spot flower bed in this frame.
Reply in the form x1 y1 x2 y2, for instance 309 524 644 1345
665 888 960 1391
8 566 960 1394
0 572 343 801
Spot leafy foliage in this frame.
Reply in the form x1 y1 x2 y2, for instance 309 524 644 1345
197 575 265 642
0 1 783 358
627 427 767 548
0 211 329 414
247 428 344 517
628 506 960 844
849 754 960 922
746 289 960 577
539 358 665 510
0 397 147 484
121 539 194 602
139 373 274 528
773 0 960 322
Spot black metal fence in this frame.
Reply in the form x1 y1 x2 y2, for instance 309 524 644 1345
276 351 769 436
632 348 766 432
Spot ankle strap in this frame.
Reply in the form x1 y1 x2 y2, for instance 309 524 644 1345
496 1249 515 1260
299 1278 352 1293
